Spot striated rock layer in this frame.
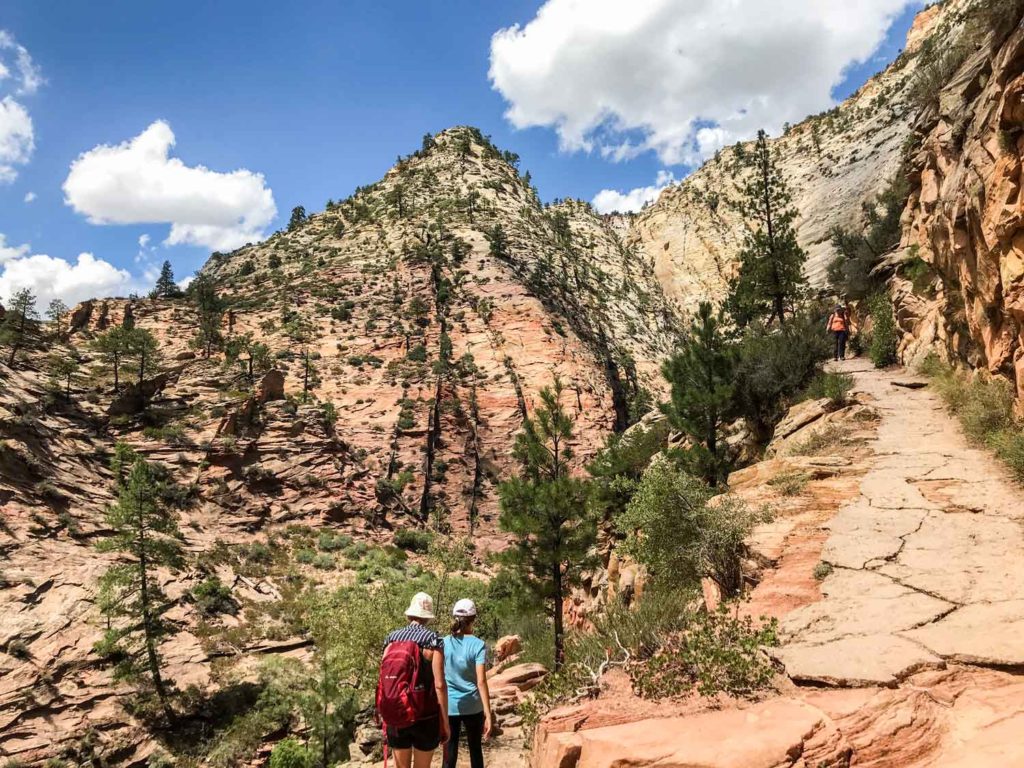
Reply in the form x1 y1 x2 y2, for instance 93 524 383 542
896 4 1024 405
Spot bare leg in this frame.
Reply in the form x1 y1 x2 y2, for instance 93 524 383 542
392 749 412 768
412 749 435 768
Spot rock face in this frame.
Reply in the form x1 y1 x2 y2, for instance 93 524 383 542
896 6 1024 401
0 128 684 765
625 3 957 312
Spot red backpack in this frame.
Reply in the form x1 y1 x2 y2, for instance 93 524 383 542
376 640 439 730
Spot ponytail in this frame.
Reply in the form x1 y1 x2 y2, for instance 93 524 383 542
450 615 473 636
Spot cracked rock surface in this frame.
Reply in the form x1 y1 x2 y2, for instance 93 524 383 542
534 360 1024 767
779 361 1024 682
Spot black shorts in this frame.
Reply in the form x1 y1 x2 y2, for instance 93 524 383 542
387 717 440 752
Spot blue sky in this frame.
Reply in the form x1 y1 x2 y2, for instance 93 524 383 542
0 0 921 306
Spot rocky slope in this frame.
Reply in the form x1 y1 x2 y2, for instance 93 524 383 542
0 127 683 765
627 2 960 311
894 2 1024 405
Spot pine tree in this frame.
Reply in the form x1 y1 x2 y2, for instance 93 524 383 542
95 451 183 720
48 353 81 400
498 379 595 671
126 328 161 385
226 333 273 385
92 326 130 390
728 130 807 327
46 299 70 338
188 275 225 358
661 302 736 486
151 261 183 299
1 288 39 366
288 206 307 231
485 224 509 261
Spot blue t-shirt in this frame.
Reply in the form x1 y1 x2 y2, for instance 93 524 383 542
443 634 487 716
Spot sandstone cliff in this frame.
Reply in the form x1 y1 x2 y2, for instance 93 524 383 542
627 2 959 311
895 2 1024 405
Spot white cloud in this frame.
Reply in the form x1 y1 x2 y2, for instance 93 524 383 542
490 0 921 165
592 170 676 214
23 191 35 203
0 245 137 308
0 233 30 264
138 234 151 248
63 120 277 252
0 31 41 183
0 95 33 183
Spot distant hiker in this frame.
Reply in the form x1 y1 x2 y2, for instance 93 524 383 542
378 592 450 768
827 305 850 361
443 599 493 768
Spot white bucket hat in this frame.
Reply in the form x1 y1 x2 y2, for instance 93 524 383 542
452 598 477 618
405 592 436 620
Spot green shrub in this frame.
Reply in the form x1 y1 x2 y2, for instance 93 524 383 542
790 424 845 456
631 603 778 698
191 576 237 616
394 528 433 553
803 371 854 407
406 344 428 362
920 355 1024 482
618 461 772 595
318 531 353 551
813 561 834 581
768 470 810 496
732 313 831 443
313 553 336 570
295 548 316 565
522 590 777 724
269 737 313 768
866 293 898 368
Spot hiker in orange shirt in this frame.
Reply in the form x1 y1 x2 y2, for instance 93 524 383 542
826 305 850 361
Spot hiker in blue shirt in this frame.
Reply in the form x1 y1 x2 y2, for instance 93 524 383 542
443 599 492 768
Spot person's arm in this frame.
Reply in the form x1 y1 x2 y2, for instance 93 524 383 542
430 648 450 743
826 314 833 332
476 662 493 738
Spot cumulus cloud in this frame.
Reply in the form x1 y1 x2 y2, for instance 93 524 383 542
63 120 277 251
592 170 676 214
0 233 30 264
0 31 41 183
490 0 920 165
0 236 137 308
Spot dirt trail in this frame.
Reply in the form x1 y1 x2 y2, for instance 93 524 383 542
532 360 1024 767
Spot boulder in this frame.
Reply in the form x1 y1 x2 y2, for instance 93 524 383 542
494 635 522 662
767 398 830 456
259 369 286 402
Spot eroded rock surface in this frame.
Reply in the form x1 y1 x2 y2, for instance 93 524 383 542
534 360 1024 767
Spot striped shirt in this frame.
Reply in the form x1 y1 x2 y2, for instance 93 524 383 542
384 623 444 652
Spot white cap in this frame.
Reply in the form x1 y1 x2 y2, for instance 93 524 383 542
452 598 477 618
405 592 436 620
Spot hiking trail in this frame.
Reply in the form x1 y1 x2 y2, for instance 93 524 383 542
532 359 1024 767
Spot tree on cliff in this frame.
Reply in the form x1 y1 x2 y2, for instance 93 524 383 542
498 379 595 671
728 130 807 327
151 261 184 299
289 206 307 231
95 451 183 720
126 327 162 386
0 288 38 367
46 299 70 339
661 301 736 486
226 332 273 385
92 326 130 390
187 274 225 358
48 353 81 400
